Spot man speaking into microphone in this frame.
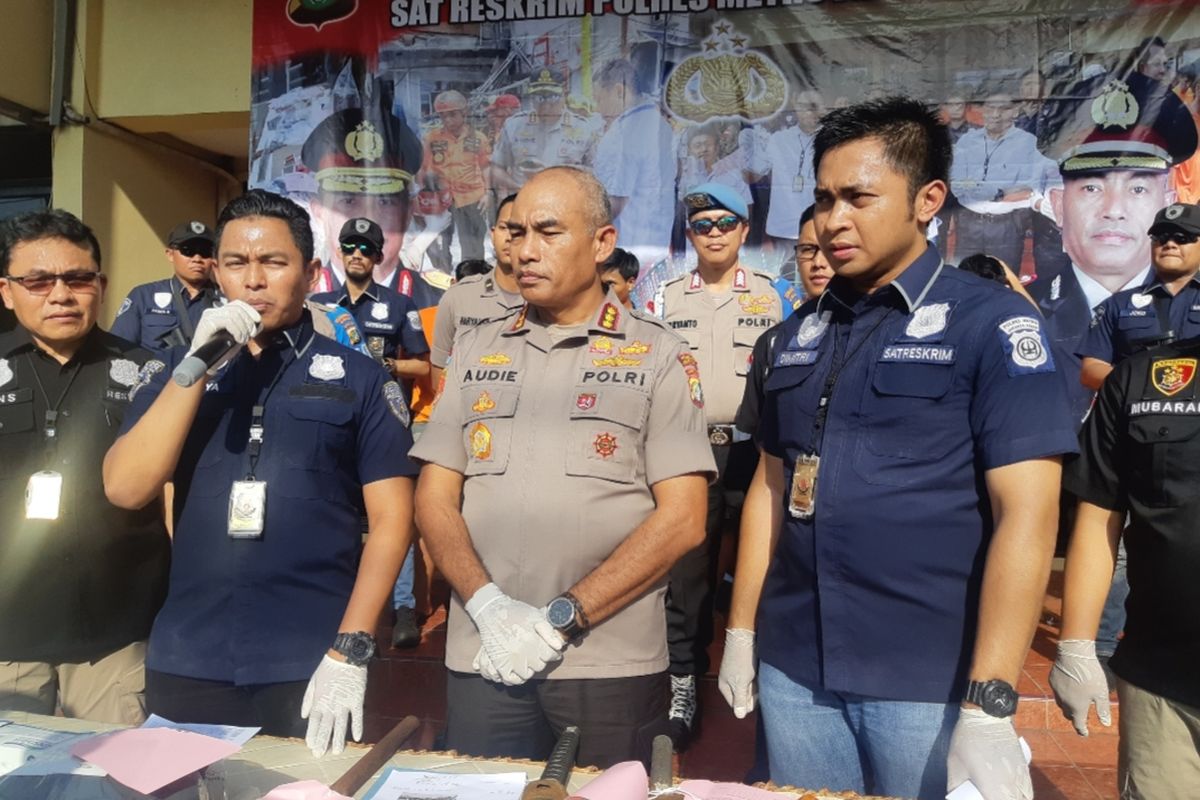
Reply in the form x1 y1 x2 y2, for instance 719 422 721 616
104 190 417 756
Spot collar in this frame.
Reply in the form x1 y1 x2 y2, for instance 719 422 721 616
615 101 657 125
0 324 107 364
502 289 628 340
820 245 942 315
171 276 214 300
1073 264 1151 311
1142 271 1200 295
684 266 751 294
259 309 317 357
337 280 382 306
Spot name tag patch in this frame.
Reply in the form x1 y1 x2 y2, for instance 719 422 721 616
1130 400 1200 416
879 344 956 364
775 350 819 367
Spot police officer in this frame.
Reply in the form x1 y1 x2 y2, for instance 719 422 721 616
1052 337 1200 798
110 220 218 350
0 210 169 723
411 166 714 768
490 66 601 193
1079 202 1200 389
718 97 1078 800
104 190 416 757
1029 72 1198 418
302 106 443 306
311 217 430 399
428 193 524 388
653 181 785 744
423 90 492 263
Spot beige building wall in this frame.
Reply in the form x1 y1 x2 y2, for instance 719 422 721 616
0 3 53 115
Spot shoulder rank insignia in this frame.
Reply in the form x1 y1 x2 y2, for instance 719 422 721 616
599 303 621 331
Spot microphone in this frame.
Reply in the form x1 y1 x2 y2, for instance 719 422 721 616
172 331 243 387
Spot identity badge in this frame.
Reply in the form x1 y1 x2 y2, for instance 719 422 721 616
788 454 819 519
228 480 267 539
25 470 64 520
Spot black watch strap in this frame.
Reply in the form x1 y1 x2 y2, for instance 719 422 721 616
966 679 1018 718
332 631 377 667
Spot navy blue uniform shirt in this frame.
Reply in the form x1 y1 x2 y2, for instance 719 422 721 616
110 277 216 351
756 246 1078 703
1078 275 1200 365
120 311 417 685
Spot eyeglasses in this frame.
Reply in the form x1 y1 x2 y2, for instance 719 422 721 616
1151 231 1199 246
340 241 379 257
177 243 213 259
4 271 103 295
794 244 820 262
688 215 741 236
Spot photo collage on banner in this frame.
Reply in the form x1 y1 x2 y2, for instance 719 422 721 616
250 0 1200 418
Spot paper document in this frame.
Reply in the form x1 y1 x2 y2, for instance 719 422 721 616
70 728 240 795
142 713 260 746
363 768 526 800
0 724 101 777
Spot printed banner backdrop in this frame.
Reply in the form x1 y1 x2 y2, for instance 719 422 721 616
250 0 1200 321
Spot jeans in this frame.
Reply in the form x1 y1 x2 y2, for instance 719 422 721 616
1097 538 1128 658
758 661 958 800
391 545 416 611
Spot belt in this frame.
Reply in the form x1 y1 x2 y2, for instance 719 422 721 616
708 424 750 446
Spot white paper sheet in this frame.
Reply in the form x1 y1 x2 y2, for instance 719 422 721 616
0 724 105 777
363 768 527 800
141 713 260 746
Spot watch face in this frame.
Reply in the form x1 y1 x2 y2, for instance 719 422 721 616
981 681 1018 717
547 598 574 628
349 637 374 660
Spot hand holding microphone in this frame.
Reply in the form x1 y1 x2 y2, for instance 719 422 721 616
173 300 262 387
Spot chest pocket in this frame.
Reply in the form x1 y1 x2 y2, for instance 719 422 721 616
856 361 958 484
1117 312 1158 333
1127 415 1200 507
462 385 518 476
733 327 760 377
283 397 356 473
0 398 35 436
762 363 819 454
565 384 649 484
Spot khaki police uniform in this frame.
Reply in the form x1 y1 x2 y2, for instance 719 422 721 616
413 292 715 677
429 273 526 369
491 109 601 188
655 264 784 680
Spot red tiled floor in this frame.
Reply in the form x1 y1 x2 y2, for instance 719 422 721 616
1032 765 1105 799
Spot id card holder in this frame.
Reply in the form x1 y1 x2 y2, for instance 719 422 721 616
788 454 819 519
26 470 63 520
228 480 267 539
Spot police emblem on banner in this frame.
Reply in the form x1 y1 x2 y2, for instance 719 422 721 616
905 303 950 339
108 358 140 388
383 380 410 426
997 316 1054 375
370 302 388 321
153 292 172 309
308 354 346 381
1151 358 1197 397
0 358 12 389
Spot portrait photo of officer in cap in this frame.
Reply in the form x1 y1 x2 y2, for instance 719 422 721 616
422 90 492 264
1029 71 1198 416
301 104 427 298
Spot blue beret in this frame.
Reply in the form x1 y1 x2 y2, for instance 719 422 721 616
683 182 749 220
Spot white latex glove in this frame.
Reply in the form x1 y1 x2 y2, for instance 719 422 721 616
187 300 262 374
464 583 566 686
301 654 368 757
717 628 757 718
472 645 504 684
1049 639 1112 736
947 709 1033 800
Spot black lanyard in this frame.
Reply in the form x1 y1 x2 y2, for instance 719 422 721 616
24 352 83 442
245 331 314 480
170 280 213 342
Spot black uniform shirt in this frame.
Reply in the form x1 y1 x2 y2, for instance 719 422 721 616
0 326 170 663
1064 337 1200 707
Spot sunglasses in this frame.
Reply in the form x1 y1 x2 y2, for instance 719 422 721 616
688 215 741 236
1151 231 1199 246
5 270 103 296
340 241 379 257
794 244 820 262
177 243 213 259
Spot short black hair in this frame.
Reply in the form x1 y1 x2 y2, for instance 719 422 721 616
0 209 102 276
957 253 1008 287
495 193 518 226
799 204 815 229
455 259 493 282
215 189 314 264
600 247 640 281
812 96 952 200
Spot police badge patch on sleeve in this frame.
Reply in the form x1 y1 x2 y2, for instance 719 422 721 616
383 380 410 427
406 310 423 331
116 297 132 317
997 316 1055 376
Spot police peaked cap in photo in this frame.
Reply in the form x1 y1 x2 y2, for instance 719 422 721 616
1149 203 1200 237
1040 71 1198 176
527 65 569 96
339 217 386 252
301 107 423 196
683 182 750 220
166 220 214 247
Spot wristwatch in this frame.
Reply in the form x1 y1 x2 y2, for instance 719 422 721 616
332 631 377 667
545 593 590 642
965 679 1018 718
